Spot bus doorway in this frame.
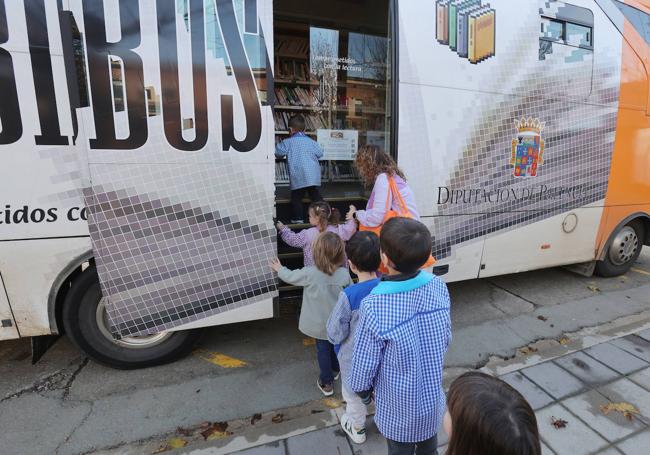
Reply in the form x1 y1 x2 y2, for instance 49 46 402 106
272 0 392 302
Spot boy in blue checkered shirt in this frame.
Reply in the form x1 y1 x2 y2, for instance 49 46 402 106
275 114 324 223
349 217 451 455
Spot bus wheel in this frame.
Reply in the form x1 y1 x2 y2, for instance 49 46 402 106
595 220 645 278
62 265 201 369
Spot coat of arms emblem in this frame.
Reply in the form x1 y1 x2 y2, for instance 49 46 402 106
511 118 545 177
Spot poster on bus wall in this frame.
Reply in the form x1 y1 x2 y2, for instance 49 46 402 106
0 0 278 337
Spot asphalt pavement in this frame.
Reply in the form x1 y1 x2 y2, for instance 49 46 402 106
1 248 649 455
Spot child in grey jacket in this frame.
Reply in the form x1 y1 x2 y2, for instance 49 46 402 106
327 232 381 444
271 231 352 396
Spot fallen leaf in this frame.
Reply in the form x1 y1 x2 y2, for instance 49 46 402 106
176 426 193 437
200 422 231 440
537 315 548 322
168 438 188 449
322 397 343 409
519 346 539 355
559 338 570 345
271 413 284 423
551 416 568 429
152 446 168 454
250 413 262 425
195 389 201 393
600 402 640 421
302 338 316 346
587 284 601 293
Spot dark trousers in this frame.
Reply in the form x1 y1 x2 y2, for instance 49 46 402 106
315 339 339 385
386 435 438 455
290 186 322 221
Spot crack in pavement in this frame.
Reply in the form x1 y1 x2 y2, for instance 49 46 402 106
486 280 540 309
54 401 95 455
62 358 89 401
1 357 89 403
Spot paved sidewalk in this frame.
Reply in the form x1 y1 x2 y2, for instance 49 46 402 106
212 329 650 455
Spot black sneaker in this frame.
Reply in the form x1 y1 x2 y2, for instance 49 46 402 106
317 379 334 396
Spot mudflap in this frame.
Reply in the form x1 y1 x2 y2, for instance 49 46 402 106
563 260 597 277
31 334 60 364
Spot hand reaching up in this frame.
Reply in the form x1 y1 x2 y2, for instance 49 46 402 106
270 258 282 272
346 205 357 221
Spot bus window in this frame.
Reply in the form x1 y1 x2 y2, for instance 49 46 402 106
538 2 594 100
614 0 650 45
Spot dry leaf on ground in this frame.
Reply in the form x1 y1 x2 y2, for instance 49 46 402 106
322 397 343 409
587 284 601 293
551 416 568 429
250 413 262 425
200 422 232 440
600 402 640 421
272 413 284 423
537 315 548 322
559 338 570 345
176 426 193 437
519 346 539 355
152 438 188 453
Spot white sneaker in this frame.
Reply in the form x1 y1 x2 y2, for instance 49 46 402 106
334 371 340 381
341 413 366 444
317 379 334 396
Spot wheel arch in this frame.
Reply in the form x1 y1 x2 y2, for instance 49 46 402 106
48 249 94 335
598 212 650 261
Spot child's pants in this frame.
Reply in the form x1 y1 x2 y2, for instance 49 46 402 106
315 339 339 384
386 435 438 455
290 186 322 221
341 381 367 429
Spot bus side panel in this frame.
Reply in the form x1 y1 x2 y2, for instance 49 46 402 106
398 0 623 281
596 8 650 255
68 0 278 338
0 237 92 337
0 273 19 340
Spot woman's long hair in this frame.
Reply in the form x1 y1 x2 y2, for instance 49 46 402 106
446 372 541 455
354 145 406 188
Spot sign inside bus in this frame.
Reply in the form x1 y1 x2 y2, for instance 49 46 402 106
0 0 268 153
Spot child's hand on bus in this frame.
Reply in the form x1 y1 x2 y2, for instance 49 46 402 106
346 205 357 221
270 258 282 272
276 221 285 230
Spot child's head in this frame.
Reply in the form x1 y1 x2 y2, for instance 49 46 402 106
379 217 432 274
312 232 346 275
288 114 306 133
445 372 541 455
346 231 380 275
308 201 340 232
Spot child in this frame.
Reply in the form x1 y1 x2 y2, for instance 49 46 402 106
275 114 324 223
444 372 541 455
277 201 357 268
326 231 381 444
271 232 353 396
349 217 451 455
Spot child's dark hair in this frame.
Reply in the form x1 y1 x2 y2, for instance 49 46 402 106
379 217 431 274
446 372 541 455
309 201 341 232
346 232 380 273
312 232 346 275
288 114 306 132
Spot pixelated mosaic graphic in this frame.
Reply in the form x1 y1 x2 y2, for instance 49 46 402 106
400 0 621 261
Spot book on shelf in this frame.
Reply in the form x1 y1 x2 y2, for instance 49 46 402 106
274 86 315 106
275 59 310 80
274 111 327 131
275 36 309 57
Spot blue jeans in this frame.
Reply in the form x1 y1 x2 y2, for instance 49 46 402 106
387 435 438 455
315 339 339 384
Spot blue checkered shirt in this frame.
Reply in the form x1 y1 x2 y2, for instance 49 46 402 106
349 272 452 443
275 133 323 190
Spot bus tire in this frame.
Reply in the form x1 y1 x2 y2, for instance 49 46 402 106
62 265 201 369
595 220 645 278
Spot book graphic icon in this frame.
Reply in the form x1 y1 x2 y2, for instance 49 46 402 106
436 0 495 64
